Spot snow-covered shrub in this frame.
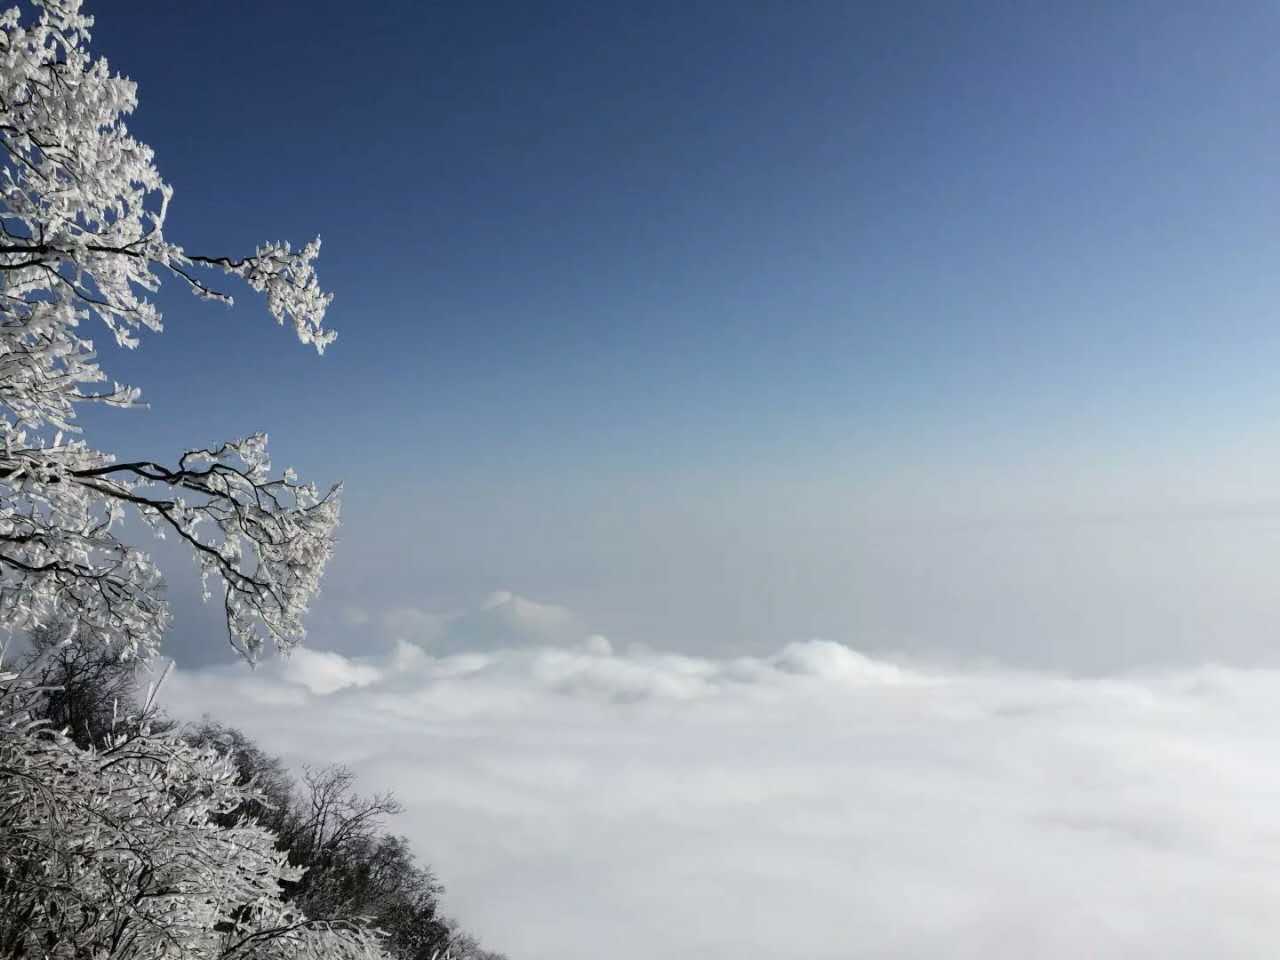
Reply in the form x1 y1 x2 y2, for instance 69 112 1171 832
0 662 388 959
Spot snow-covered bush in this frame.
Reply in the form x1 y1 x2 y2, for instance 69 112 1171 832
0 662 387 958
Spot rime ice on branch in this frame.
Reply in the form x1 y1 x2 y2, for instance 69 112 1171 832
0 665 387 959
0 0 340 660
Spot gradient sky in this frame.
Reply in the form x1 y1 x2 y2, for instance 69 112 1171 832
83 1 1280 669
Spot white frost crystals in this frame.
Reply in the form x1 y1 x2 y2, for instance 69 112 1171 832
0 665 386 959
0 0 340 660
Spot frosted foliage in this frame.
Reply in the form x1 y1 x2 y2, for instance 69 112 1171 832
0 0 340 660
0 667 388 959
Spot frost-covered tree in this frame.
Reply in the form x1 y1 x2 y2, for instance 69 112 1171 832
0 665 387 959
0 5 499 957
18 616 148 747
182 730 462 960
0 0 339 662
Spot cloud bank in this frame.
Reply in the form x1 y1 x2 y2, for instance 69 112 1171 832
160 596 1280 959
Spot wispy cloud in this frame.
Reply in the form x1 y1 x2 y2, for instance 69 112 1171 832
340 591 582 655
160 595 1280 959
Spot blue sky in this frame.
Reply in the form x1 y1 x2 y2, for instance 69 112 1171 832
84 2 1280 668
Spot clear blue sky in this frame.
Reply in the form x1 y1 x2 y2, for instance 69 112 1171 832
86 1 1280 668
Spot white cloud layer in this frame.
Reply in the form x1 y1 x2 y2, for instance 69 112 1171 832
159 601 1280 959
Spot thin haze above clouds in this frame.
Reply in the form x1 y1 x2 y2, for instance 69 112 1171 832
160 593 1280 960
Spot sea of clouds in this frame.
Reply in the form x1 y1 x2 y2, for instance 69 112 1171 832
158 592 1280 959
